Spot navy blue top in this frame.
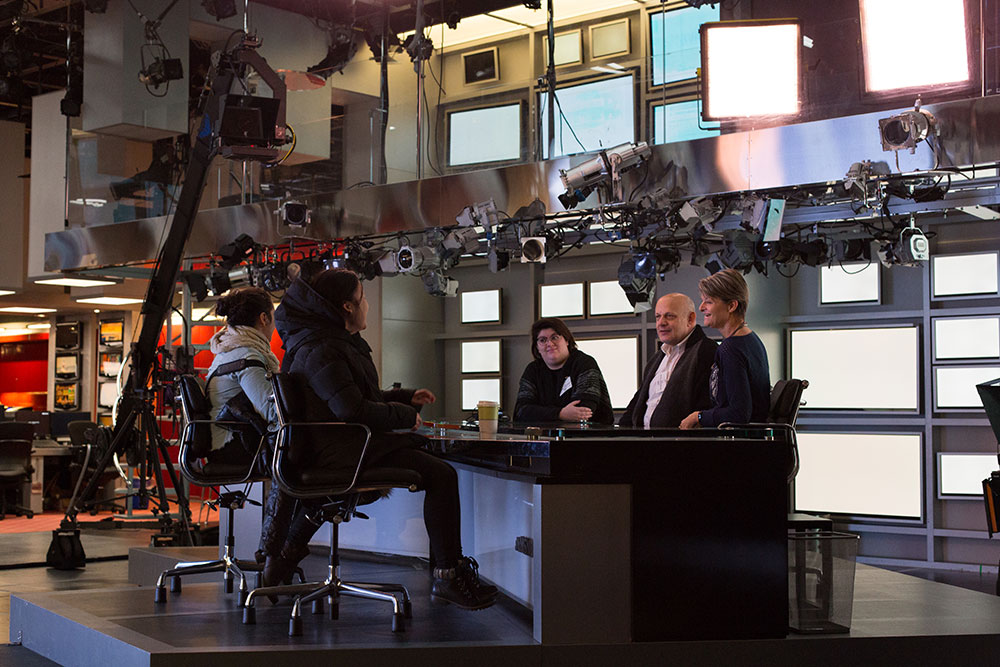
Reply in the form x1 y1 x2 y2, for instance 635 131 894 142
699 332 770 427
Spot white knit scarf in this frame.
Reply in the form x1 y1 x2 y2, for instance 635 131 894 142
209 325 280 373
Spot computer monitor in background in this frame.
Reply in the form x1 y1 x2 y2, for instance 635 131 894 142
55 321 82 350
49 410 91 440
99 320 124 347
15 410 51 439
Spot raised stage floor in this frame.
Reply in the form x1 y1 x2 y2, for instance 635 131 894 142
9 551 1000 666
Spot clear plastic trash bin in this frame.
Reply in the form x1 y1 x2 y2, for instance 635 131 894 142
788 530 860 634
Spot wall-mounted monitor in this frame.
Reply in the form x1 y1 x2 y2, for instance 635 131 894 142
588 280 635 316
97 413 114 427
933 317 1000 360
934 366 1000 410
55 321 81 350
539 74 635 159
539 283 585 319
461 340 501 374
790 326 919 411
543 30 582 68
938 452 997 498
590 18 630 60
931 252 999 298
461 378 501 411
99 319 124 346
54 383 79 410
54 353 79 380
98 382 119 410
794 432 923 519
448 103 522 166
819 262 880 305
460 289 501 324
463 47 499 85
99 351 123 377
576 337 638 409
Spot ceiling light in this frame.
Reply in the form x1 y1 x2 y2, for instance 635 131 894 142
27 323 51 329
860 0 969 93
0 306 57 313
35 277 118 287
701 20 800 120
0 290 13 296
75 297 144 306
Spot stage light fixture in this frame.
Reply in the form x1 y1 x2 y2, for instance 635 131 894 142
878 102 936 153
202 0 237 20
279 201 311 227
488 248 511 273
396 244 439 273
878 221 929 267
558 142 651 209
700 20 801 120
423 271 459 297
520 237 547 263
860 0 969 94
308 26 360 79
617 257 656 314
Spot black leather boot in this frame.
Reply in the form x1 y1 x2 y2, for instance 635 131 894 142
430 559 499 611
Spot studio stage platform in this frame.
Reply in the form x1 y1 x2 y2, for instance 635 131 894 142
10 553 1000 667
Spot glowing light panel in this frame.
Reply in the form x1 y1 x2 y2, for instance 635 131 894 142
702 21 800 119
861 0 969 92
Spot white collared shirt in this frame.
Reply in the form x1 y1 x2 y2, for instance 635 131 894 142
643 329 694 428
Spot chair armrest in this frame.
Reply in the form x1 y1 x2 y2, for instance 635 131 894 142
718 422 798 484
272 421 372 499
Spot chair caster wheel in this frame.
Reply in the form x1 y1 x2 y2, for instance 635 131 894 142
238 590 249 607
392 612 405 633
403 600 412 619
170 577 182 593
242 606 256 625
25 512 33 519
329 603 339 620
311 599 324 615
289 616 303 637
153 586 167 603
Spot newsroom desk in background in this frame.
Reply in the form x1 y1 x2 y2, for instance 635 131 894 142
28 440 76 514
422 426 791 644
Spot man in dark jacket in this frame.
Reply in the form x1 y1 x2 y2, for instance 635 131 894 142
619 293 717 428
262 269 497 610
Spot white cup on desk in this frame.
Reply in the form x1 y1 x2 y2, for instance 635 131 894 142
477 400 499 438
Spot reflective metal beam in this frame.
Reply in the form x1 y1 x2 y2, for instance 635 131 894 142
45 95 1000 272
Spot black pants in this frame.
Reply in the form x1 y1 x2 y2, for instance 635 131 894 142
260 446 463 568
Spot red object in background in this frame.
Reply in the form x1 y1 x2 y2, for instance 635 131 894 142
0 338 48 407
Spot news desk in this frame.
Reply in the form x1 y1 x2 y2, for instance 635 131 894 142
417 424 792 644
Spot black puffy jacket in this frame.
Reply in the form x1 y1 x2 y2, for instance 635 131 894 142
274 278 421 470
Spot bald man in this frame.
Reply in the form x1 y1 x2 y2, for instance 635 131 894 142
619 293 718 428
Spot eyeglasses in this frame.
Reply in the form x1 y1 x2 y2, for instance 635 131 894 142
536 333 563 346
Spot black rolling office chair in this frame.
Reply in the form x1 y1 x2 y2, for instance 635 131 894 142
0 422 35 519
152 374 274 605
241 372 423 636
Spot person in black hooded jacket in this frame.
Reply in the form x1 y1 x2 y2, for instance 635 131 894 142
264 268 497 610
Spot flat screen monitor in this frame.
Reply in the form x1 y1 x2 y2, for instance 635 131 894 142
98 382 119 409
933 317 1000 360
576 337 639 409
794 432 923 519
15 410 50 438
461 340 501 374
99 351 123 377
935 366 1000 409
99 319 124 347
97 413 114 427
819 262 880 305
54 353 79 379
539 283 584 319
55 321 81 350
790 326 919 410
54 383 79 411
448 103 521 166
588 280 635 316
461 378 501 411
938 453 998 497
460 289 501 324
50 410 89 439
932 252 999 298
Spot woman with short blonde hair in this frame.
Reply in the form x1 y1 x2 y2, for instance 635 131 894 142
680 269 770 428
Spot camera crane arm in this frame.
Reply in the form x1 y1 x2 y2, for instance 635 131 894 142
62 40 286 531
